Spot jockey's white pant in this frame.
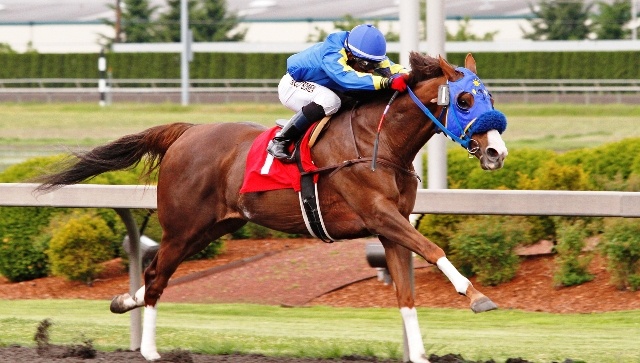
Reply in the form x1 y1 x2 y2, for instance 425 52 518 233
278 73 341 116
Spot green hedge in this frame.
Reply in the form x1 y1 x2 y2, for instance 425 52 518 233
0 51 638 80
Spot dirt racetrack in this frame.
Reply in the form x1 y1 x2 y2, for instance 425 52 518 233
0 346 532 363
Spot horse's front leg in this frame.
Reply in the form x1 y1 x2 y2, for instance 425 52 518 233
380 237 429 363
367 204 497 313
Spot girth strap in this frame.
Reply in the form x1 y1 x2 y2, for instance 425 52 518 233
298 173 335 243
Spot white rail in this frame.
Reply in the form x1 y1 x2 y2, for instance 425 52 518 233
413 189 640 217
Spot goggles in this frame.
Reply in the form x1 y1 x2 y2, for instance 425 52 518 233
354 57 380 71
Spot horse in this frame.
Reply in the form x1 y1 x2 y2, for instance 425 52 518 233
36 52 508 363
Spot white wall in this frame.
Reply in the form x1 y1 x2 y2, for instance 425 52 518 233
0 24 113 53
0 18 530 53
242 18 529 43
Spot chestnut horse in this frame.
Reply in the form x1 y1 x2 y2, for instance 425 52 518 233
37 52 508 362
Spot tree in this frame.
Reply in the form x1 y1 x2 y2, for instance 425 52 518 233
592 0 631 39
159 0 246 42
191 0 246 41
157 0 198 42
118 0 160 43
522 0 593 40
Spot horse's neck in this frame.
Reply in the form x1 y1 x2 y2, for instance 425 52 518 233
355 96 437 167
315 94 438 168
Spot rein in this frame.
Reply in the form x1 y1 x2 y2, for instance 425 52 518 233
301 157 420 181
371 91 400 171
406 86 476 151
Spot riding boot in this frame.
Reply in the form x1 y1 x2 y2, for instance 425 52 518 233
267 110 311 162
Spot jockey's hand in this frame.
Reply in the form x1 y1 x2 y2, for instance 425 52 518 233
384 73 409 92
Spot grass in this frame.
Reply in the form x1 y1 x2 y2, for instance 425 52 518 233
2 102 640 151
0 102 291 146
0 301 639 362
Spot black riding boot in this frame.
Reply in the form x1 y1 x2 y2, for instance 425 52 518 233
267 109 313 162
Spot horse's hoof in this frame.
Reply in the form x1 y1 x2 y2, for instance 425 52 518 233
471 296 498 313
409 354 431 363
141 350 161 361
110 294 132 314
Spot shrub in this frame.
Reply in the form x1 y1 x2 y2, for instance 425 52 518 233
0 155 68 183
416 214 468 254
560 138 640 183
0 207 60 282
443 148 555 190
0 157 66 282
46 212 115 285
448 216 526 286
517 159 592 242
553 221 594 287
0 229 50 282
600 218 640 291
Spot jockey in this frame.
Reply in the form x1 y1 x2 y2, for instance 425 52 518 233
267 24 410 162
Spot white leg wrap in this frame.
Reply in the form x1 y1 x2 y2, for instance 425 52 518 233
132 285 146 306
400 307 429 363
436 257 471 295
134 285 146 302
141 305 161 361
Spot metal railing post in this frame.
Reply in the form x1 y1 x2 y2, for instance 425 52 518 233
114 208 142 351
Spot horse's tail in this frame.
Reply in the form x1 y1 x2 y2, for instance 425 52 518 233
35 122 195 193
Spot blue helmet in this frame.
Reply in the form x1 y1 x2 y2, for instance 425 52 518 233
345 24 386 62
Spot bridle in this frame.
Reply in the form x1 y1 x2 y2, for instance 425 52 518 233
370 67 506 171
405 66 502 154
407 86 479 154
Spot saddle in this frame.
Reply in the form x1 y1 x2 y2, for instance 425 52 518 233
276 115 332 149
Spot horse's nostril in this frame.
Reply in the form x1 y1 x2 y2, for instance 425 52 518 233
486 147 499 160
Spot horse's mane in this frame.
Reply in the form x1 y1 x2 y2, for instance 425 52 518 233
406 51 445 85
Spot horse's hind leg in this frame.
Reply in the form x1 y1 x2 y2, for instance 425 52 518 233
380 237 430 363
111 218 246 361
143 218 247 361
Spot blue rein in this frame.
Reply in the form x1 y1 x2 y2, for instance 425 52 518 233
406 86 473 150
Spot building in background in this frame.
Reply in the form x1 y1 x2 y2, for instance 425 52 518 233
0 0 535 53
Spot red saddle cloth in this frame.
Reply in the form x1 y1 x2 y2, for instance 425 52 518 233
239 125 318 193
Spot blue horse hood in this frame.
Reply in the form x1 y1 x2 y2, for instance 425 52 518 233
446 67 507 138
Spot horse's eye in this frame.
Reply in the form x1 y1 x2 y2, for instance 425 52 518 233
456 93 471 110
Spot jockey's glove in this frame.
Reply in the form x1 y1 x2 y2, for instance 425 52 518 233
382 73 409 92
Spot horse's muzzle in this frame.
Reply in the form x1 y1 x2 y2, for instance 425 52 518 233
479 129 508 170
